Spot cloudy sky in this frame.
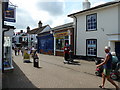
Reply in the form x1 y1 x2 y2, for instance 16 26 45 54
8 0 113 32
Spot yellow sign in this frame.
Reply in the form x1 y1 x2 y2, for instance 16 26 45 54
54 32 69 37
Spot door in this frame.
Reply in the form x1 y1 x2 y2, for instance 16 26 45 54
115 42 120 60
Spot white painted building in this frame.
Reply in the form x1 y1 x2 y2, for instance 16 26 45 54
68 0 120 59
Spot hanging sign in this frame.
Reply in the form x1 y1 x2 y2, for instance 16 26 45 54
4 6 16 22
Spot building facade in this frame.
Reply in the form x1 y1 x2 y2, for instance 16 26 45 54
2 0 16 71
51 22 74 56
12 30 28 48
37 33 54 55
27 21 51 49
68 1 120 59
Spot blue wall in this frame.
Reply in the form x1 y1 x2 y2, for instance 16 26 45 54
37 34 54 54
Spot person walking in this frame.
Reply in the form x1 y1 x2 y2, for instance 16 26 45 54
21 47 25 56
17 47 20 55
96 46 119 89
14 47 17 56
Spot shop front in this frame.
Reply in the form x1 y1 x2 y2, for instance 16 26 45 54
53 26 74 56
55 32 70 56
4 36 13 70
3 26 15 71
37 34 54 55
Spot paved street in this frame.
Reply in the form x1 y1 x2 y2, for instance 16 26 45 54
3 52 120 89
9 54 118 88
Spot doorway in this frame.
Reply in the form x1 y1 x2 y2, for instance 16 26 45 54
115 42 120 60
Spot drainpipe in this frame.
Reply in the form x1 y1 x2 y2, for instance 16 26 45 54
73 15 77 56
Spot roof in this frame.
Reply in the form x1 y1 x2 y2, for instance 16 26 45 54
50 22 74 31
37 22 73 36
68 1 120 17
27 25 49 34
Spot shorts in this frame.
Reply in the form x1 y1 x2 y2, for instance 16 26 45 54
103 69 111 76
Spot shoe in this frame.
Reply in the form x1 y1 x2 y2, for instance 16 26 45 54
99 85 105 89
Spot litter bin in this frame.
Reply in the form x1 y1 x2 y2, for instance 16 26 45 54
34 58 39 67
33 52 39 68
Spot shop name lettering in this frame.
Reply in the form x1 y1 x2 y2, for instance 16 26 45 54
54 32 70 37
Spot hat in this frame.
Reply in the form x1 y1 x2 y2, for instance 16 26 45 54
105 46 111 50
32 48 36 51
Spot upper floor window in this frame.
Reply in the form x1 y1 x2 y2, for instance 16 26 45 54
86 13 97 31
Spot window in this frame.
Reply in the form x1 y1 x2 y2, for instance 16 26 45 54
86 13 97 31
86 39 97 56
56 36 69 50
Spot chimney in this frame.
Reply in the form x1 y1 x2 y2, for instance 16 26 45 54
27 26 30 33
38 21 42 28
82 0 91 10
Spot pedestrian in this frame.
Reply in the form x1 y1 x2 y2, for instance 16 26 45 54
96 46 119 89
63 43 70 62
21 47 25 56
17 47 20 55
111 52 119 71
30 46 35 54
14 47 17 56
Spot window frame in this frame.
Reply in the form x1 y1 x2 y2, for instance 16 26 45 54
86 13 97 31
86 39 97 57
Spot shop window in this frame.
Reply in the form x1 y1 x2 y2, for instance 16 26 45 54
86 39 97 56
4 37 12 68
86 13 97 31
56 36 69 50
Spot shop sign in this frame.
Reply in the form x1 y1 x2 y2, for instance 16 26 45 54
54 32 70 37
4 6 16 22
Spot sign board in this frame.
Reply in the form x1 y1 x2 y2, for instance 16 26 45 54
54 32 70 37
4 6 16 22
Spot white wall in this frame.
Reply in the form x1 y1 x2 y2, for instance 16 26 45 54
75 5 119 58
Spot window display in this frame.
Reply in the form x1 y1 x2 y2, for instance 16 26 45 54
56 36 69 50
4 37 12 69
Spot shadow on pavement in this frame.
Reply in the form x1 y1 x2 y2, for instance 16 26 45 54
64 61 81 65
2 61 39 89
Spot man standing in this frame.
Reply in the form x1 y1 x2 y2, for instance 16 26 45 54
63 43 70 62
96 46 119 89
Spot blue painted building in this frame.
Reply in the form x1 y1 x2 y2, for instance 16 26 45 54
37 32 54 55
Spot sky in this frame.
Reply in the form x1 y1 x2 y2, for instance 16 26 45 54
8 0 113 32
